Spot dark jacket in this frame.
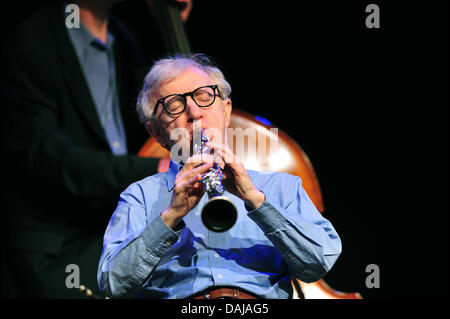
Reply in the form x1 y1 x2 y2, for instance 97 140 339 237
1 4 158 298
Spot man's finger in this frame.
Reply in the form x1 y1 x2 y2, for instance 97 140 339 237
176 161 212 187
185 161 213 179
175 173 203 192
206 142 239 165
183 154 215 170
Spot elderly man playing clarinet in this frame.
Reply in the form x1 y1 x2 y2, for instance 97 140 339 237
97 54 342 299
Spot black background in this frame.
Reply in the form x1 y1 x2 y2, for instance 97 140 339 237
1 0 448 299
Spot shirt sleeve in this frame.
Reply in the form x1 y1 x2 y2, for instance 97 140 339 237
247 175 342 283
97 183 181 298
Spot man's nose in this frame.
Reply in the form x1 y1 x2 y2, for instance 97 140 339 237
185 96 203 121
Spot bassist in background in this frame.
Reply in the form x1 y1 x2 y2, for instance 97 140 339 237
0 0 192 298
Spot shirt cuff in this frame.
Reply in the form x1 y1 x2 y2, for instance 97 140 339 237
140 215 182 257
246 199 290 235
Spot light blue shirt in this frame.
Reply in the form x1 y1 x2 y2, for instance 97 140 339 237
66 16 127 155
98 160 342 299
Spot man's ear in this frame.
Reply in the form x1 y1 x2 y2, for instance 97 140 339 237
145 120 169 150
223 98 232 128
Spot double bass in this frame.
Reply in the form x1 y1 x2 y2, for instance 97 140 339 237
143 0 362 299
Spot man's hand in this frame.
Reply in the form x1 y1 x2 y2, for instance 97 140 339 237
176 0 193 22
207 142 265 210
161 154 214 229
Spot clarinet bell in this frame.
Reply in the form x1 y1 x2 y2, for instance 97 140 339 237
201 196 237 232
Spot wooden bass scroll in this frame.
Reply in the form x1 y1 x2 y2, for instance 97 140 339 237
138 109 362 299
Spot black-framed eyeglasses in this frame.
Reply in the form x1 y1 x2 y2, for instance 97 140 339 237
152 85 221 117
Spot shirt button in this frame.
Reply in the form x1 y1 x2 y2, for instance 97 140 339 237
113 141 120 148
217 274 223 279
214 253 220 258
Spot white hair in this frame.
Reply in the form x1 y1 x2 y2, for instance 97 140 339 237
136 54 232 124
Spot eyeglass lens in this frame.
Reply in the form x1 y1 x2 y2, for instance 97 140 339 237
164 86 216 114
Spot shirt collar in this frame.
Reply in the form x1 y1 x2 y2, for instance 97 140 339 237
167 159 183 191
65 12 115 57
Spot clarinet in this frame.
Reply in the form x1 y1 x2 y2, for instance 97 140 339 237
194 130 237 232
